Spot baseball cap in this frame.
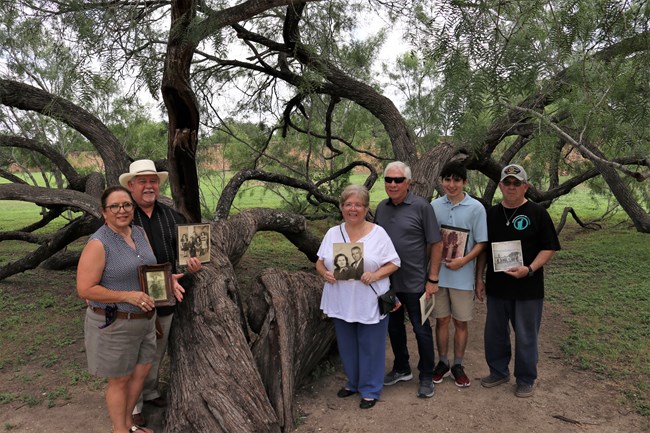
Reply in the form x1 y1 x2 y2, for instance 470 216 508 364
500 164 528 182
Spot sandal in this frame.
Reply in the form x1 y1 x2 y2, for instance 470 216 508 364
130 426 154 433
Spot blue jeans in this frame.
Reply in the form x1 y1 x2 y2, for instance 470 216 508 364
333 317 389 399
484 296 543 385
387 292 435 382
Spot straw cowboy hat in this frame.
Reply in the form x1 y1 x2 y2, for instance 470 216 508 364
118 159 169 188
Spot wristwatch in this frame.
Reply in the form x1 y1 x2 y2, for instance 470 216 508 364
527 265 534 277
427 278 439 284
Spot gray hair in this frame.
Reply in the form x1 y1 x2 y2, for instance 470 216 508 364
339 185 370 209
384 161 412 179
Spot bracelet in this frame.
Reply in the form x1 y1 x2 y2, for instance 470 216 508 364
427 278 439 284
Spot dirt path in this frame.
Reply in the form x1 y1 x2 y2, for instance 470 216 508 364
293 303 645 433
0 300 645 432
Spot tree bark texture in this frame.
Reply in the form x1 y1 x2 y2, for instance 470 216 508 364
165 209 332 433
162 0 202 222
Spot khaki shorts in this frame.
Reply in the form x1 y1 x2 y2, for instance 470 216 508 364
432 287 475 322
84 308 156 378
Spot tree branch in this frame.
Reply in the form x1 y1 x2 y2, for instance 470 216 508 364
0 215 99 281
511 105 649 181
0 79 129 184
0 184 102 218
0 134 84 189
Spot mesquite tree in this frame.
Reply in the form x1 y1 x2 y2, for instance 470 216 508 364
1 1 650 431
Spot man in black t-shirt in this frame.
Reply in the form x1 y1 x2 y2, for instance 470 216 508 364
476 164 560 398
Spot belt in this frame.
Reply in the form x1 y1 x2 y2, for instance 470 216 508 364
90 306 155 320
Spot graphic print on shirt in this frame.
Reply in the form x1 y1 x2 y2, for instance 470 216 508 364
512 215 530 231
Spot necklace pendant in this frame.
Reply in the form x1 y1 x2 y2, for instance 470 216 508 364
506 221 510 226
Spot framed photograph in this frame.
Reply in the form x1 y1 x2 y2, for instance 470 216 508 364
332 242 364 280
177 223 211 265
441 224 470 262
491 240 523 272
138 263 175 307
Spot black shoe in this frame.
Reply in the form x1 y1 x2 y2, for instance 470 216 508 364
432 361 450 384
337 387 357 398
451 364 471 387
359 398 377 409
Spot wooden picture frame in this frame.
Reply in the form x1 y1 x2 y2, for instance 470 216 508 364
177 223 211 266
138 263 175 307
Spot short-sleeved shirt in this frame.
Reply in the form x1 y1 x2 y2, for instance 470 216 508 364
318 223 400 324
133 201 186 316
374 192 441 293
432 193 488 291
88 224 157 313
485 201 561 300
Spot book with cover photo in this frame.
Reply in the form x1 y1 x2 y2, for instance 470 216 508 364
419 292 435 325
441 224 470 262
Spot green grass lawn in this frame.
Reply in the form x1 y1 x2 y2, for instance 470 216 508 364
546 227 650 417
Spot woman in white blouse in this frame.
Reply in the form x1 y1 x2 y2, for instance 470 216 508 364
316 185 400 409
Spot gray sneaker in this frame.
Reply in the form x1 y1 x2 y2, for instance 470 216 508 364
515 383 534 398
417 380 434 398
384 370 413 385
480 374 510 388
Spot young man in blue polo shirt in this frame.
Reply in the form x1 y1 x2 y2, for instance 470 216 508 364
431 162 487 387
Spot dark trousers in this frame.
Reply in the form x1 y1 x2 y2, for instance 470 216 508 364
484 296 543 385
387 292 435 382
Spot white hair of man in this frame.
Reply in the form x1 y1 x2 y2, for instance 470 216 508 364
384 161 412 179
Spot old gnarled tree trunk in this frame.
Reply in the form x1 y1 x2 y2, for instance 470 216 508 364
165 208 334 433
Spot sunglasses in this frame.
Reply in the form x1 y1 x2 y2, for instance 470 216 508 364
501 180 524 187
384 176 407 184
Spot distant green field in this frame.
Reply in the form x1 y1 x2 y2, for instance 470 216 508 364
0 171 627 232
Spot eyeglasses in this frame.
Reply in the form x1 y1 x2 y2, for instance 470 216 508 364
343 203 366 209
105 202 134 214
501 180 524 187
384 176 407 184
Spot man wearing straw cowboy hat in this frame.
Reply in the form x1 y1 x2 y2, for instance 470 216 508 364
119 159 202 426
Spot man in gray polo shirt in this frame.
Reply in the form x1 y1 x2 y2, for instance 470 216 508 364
375 161 443 398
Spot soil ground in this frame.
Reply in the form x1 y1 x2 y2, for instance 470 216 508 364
0 268 646 433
